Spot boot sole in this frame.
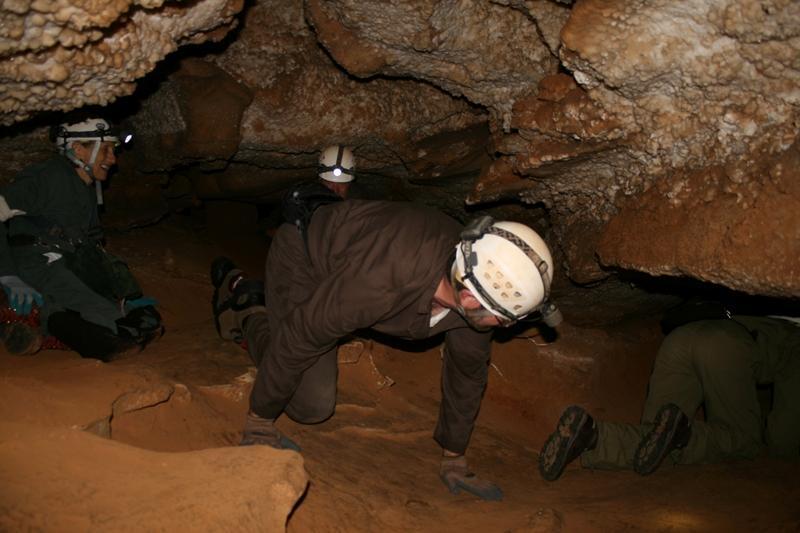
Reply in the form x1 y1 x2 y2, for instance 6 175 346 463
634 404 686 475
213 288 241 342
538 405 589 481
211 266 245 342
210 256 237 288
213 286 266 343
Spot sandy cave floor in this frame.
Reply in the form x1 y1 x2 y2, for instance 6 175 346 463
1 216 799 532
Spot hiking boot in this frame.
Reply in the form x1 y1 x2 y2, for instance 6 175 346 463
0 322 42 356
633 403 691 475
211 256 239 289
211 257 266 343
212 256 244 340
223 279 266 343
538 405 598 481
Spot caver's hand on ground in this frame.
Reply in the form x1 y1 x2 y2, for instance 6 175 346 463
240 411 301 452
439 455 503 501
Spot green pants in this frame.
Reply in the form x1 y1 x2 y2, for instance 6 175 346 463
582 317 800 469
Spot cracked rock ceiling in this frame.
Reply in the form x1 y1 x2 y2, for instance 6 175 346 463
1 0 798 297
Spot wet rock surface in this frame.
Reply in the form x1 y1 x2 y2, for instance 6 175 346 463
0 0 245 125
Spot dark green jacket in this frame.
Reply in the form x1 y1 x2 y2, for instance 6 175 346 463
1 156 100 275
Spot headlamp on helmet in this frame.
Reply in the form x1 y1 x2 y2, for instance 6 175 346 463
50 118 133 152
318 145 355 183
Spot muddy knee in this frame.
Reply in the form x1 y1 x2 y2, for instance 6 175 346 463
284 375 337 424
284 395 336 424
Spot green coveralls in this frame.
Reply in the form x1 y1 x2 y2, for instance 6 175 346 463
582 316 800 469
0 156 142 333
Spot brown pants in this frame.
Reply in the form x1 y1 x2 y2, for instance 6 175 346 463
245 312 338 424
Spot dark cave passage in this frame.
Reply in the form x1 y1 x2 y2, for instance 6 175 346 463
1 0 799 531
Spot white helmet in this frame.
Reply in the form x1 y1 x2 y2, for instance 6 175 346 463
452 216 553 325
51 118 131 151
318 145 355 183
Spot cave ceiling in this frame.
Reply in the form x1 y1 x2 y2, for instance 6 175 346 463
0 0 798 298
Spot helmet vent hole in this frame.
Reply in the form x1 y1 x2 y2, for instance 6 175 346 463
513 304 522 311
484 273 491 280
501 292 509 298
505 282 512 289
514 291 521 298
487 260 495 267
493 283 501 289
496 271 504 279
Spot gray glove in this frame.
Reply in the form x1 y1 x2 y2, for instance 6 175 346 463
439 455 503 501
239 412 300 451
0 275 43 316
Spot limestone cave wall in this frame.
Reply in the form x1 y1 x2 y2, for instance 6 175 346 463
0 0 798 297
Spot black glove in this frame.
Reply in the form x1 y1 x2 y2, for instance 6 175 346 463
116 305 163 343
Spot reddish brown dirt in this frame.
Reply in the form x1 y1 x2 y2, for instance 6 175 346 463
2 217 798 532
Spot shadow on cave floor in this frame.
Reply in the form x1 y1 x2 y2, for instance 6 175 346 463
1 217 798 532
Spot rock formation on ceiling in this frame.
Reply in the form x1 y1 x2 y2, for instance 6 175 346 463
0 0 245 125
0 0 798 297
556 0 800 294
127 0 487 201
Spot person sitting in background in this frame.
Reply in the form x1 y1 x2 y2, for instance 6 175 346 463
539 309 800 481
0 117 162 361
281 144 356 231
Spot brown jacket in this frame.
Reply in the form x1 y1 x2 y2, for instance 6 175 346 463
252 200 493 453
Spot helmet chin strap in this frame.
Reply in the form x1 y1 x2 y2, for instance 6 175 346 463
63 148 92 175
65 141 104 205
88 142 104 205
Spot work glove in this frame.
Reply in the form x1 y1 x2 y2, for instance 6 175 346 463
116 305 163 344
240 412 301 451
0 275 44 316
439 455 503 501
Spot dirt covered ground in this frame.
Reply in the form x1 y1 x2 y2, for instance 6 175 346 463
1 212 798 532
